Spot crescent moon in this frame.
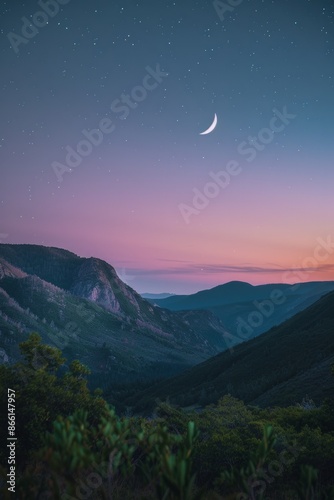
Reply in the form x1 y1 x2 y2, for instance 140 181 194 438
199 113 218 135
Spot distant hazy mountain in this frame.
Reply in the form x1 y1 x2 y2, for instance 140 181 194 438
0 244 230 386
141 293 176 300
129 290 334 412
151 280 334 341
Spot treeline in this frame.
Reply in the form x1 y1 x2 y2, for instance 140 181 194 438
0 333 334 499
0 244 80 290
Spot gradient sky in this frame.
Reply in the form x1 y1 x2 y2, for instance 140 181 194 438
1 0 334 294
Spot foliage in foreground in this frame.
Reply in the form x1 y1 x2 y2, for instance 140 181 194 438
0 334 334 499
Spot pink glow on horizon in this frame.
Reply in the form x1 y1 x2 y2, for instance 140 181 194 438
2 144 334 294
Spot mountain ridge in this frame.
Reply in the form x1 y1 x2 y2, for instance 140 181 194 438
151 279 334 340
0 244 231 385
128 290 334 411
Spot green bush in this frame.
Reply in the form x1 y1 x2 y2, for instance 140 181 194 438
1 336 334 499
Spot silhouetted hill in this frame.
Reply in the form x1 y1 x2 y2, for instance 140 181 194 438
151 280 334 342
141 293 175 300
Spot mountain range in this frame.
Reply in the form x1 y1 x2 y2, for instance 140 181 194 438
1 243 333 406
141 293 175 300
0 244 229 386
150 279 334 340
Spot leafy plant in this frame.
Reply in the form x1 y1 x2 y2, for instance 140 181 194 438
216 424 276 499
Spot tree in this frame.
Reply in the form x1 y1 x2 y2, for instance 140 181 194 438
0 333 108 468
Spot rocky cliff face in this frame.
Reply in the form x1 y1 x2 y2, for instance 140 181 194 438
0 258 27 280
70 258 123 315
0 244 230 382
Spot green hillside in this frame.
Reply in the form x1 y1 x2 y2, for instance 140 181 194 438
0 245 231 386
128 291 334 412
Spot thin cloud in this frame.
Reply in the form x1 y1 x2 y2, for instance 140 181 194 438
119 263 334 277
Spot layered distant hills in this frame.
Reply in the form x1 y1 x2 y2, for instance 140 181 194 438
150 280 334 339
1 243 333 402
141 293 175 300
0 244 230 386
129 290 334 412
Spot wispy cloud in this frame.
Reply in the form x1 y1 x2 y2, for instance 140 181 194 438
117 263 334 277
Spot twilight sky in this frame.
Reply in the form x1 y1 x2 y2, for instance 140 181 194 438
1 0 334 294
